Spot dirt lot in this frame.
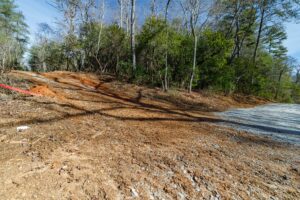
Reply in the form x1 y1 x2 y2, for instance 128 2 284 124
0 71 299 200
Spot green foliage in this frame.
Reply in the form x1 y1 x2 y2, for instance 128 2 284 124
79 23 130 73
26 0 300 103
134 17 192 87
136 17 168 85
98 24 129 74
29 41 65 72
291 83 300 103
0 0 28 71
168 31 194 88
196 29 233 92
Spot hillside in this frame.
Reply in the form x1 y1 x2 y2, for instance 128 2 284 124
0 71 299 199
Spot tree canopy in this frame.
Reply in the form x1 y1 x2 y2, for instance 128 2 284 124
0 0 28 72
2 0 300 102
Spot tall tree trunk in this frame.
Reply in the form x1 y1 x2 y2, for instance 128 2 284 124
96 0 105 71
2 56 6 72
120 0 123 28
164 0 171 92
189 35 198 93
253 2 266 64
80 50 85 71
126 16 130 35
42 61 47 72
296 69 300 84
67 59 69 71
230 15 240 63
275 70 283 99
130 0 136 77
151 0 156 17
125 0 130 36
97 22 103 53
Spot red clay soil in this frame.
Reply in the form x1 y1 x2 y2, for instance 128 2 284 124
0 70 299 200
29 85 58 98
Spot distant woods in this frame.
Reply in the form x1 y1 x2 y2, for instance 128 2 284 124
0 0 28 72
1 0 300 103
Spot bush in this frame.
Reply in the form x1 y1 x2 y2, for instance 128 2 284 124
196 29 233 92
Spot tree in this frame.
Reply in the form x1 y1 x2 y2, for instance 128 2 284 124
26 0 299 102
163 0 171 91
296 65 300 84
35 23 55 71
51 0 80 71
180 0 211 92
197 29 233 92
291 64 300 103
130 0 136 77
94 0 105 71
29 41 65 72
0 0 28 72
136 17 168 85
118 0 124 28
252 0 300 64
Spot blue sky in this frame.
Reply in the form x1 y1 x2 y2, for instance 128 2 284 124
15 0 300 62
15 0 59 43
283 23 300 62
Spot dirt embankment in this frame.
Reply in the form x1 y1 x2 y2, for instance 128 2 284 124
0 71 299 200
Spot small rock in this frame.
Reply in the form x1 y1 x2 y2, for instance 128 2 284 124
282 175 288 180
17 126 30 132
131 188 139 198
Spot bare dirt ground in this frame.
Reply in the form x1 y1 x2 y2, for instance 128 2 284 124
0 71 299 200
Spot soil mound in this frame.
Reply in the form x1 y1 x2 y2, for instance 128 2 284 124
29 85 58 98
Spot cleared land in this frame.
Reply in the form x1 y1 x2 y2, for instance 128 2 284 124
0 71 299 199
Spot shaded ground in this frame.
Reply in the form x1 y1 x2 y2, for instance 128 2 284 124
0 71 299 200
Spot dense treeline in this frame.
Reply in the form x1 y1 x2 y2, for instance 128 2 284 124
1 0 300 102
0 0 28 72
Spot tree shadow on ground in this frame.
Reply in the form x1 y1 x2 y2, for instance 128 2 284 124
1 73 297 147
